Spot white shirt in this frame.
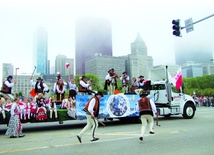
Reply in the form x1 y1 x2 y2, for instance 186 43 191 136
87 98 96 114
4 80 14 93
30 79 49 92
79 80 90 88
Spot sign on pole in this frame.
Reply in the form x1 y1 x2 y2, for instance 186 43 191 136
185 18 194 33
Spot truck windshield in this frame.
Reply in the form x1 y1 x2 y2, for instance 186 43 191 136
151 84 165 90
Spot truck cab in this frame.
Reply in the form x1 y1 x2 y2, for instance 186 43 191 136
149 66 196 119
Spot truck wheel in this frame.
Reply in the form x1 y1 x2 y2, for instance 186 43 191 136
183 103 195 119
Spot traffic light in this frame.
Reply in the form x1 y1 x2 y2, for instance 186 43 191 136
172 19 181 37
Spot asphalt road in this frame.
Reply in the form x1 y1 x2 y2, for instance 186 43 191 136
0 106 214 155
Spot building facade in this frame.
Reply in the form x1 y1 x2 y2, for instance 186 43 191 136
55 54 74 76
126 33 153 79
75 17 113 75
2 63 14 83
85 53 126 86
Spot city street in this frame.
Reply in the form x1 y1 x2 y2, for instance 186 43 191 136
0 107 214 155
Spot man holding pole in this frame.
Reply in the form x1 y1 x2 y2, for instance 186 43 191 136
76 91 103 143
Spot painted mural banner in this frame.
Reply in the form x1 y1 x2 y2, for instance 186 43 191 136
75 94 140 120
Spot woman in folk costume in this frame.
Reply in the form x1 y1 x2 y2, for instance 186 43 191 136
23 97 30 120
66 96 76 119
29 98 37 118
4 98 13 112
68 76 78 101
0 100 6 120
18 98 25 120
35 93 48 121
5 97 25 138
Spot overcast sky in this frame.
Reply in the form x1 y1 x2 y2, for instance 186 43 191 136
0 0 214 77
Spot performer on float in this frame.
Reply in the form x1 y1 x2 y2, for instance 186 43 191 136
35 93 48 121
78 76 91 95
104 68 119 95
66 96 76 119
49 98 58 120
4 98 13 112
0 100 6 120
1 75 15 100
53 73 67 102
23 97 30 120
130 77 139 94
30 77 49 95
120 71 130 94
68 76 78 102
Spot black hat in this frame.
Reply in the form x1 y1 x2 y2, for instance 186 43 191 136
111 68 114 71
7 75 13 79
139 91 148 97
122 71 127 74
81 75 86 79
138 75 144 78
37 77 43 81
95 91 103 97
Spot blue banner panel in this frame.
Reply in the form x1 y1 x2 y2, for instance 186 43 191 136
76 94 141 119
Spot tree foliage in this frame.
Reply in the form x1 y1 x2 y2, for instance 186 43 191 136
183 74 214 96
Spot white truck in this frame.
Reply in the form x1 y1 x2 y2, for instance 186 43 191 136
149 66 196 119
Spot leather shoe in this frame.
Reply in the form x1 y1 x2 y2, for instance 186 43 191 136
149 131 155 134
19 135 25 138
91 137 99 142
10 135 17 138
77 135 82 143
139 137 143 141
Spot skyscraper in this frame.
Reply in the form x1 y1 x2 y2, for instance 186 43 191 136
75 17 113 75
34 27 48 74
126 33 153 79
55 54 74 76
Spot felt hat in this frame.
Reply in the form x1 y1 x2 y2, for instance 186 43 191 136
37 77 43 81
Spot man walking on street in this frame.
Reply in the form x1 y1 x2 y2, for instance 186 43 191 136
77 91 103 143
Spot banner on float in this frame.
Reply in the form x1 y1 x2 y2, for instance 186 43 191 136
75 94 140 119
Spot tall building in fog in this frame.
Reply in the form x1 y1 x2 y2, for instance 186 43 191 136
75 17 113 75
175 41 213 65
34 27 48 74
126 34 153 79
55 54 74 76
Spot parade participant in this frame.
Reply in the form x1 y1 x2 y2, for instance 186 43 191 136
68 77 78 101
23 97 30 120
35 93 48 121
55 78 67 101
1 75 15 98
66 96 76 119
78 76 91 95
5 97 25 138
130 77 138 94
30 77 49 95
136 90 157 141
0 100 6 120
105 68 119 95
18 98 25 120
4 98 13 112
138 75 145 89
77 91 103 143
29 98 37 118
120 71 130 94
49 98 58 120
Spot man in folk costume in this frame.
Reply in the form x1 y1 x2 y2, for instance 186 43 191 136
135 75 145 94
105 68 118 95
77 91 103 143
30 77 49 95
53 73 67 101
120 71 130 94
136 90 157 141
78 76 91 95
1 75 15 100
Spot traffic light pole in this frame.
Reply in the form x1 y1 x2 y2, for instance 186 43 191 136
181 14 214 29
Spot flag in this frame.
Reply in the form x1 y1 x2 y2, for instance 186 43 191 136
65 63 70 68
173 67 182 90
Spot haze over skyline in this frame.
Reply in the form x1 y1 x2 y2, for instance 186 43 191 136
0 0 214 76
